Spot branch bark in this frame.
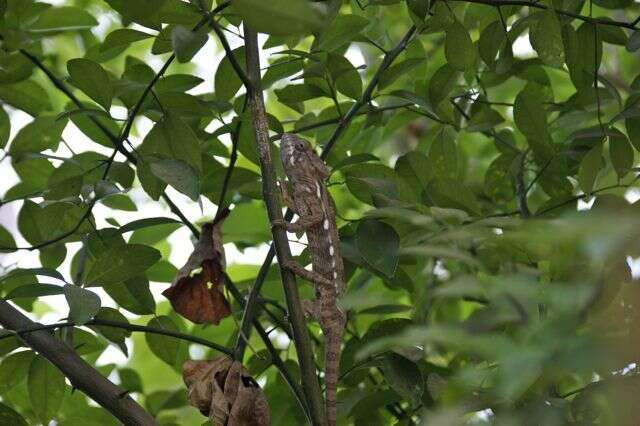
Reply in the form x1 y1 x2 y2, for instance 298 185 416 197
321 26 416 158
243 27 327 426
452 0 638 29
0 300 157 425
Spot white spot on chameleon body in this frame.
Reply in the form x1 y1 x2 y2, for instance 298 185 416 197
331 258 336 267
315 181 321 198
333 271 338 279
289 156 295 166
323 219 329 230
329 245 334 255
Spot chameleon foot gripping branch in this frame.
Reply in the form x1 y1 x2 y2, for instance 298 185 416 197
275 133 347 426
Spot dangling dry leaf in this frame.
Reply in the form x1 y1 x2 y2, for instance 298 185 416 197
162 209 231 324
183 357 271 426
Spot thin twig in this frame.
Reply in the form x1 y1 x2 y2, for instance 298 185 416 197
453 0 638 30
321 26 417 158
0 319 233 355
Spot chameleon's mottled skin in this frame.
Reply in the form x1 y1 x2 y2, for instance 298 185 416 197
276 133 346 426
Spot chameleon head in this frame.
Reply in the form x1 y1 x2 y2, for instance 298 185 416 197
280 133 330 181
280 133 313 170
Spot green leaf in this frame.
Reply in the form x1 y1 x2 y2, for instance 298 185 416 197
406 0 429 23
104 276 156 315
608 130 633 179
145 316 188 369
5 284 64 299
17 200 85 246
565 23 602 90
479 21 505 68
427 126 458 180
213 46 246 101
578 143 602 194
427 178 481 215
90 307 131 349
9 116 66 155
0 403 27 426
513 86 553 162
529 11 564 68
85 244 161 286
28 357 66 424
381 353 424 407
428 63 460 108
30 6 98 32
0 106 9 149
467 106 504 132
344 163 398 205
140 112 202 173
222 201 271 244
1 267 66 283
626 95 640 151
101 28 153 52
484 154 516 203
317 14 369 51
146 260 178 283
395 151 429 202
119 217 180 234
0 225 15 251
67 58 113 110
378 58 424 90
275 84 325 106
0 351 35 394
327 54 362 100
118 368 143 393
171 25 208 63
233 0 324 36
356 220 399 278
149 158 200 200
627 31 640 52
39 243 67 268
0 80 51 115
64 284 101 325
100 194 137 211
445 20 476 71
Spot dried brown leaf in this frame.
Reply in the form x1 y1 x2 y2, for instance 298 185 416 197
163 210 231 324
183 357 271 426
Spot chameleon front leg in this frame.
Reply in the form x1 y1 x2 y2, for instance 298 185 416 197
281 260 334 289
271 210 324 233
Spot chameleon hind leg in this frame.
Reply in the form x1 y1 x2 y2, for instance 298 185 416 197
281 260 334 289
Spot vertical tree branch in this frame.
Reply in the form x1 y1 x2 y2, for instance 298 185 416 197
243 27 327 426
515 151 531 218
0 300 157 425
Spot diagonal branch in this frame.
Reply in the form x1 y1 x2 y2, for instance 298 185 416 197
451 0 638 30
321 25 417 159
0 300 157 425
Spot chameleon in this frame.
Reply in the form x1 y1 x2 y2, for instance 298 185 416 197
273 133 346 426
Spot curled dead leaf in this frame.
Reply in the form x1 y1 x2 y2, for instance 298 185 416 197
162 209 231 324
183 357 271 426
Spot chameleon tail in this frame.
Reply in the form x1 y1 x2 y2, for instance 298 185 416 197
325 331 341 426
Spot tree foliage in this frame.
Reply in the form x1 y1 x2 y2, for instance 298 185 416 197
0 0 640 424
